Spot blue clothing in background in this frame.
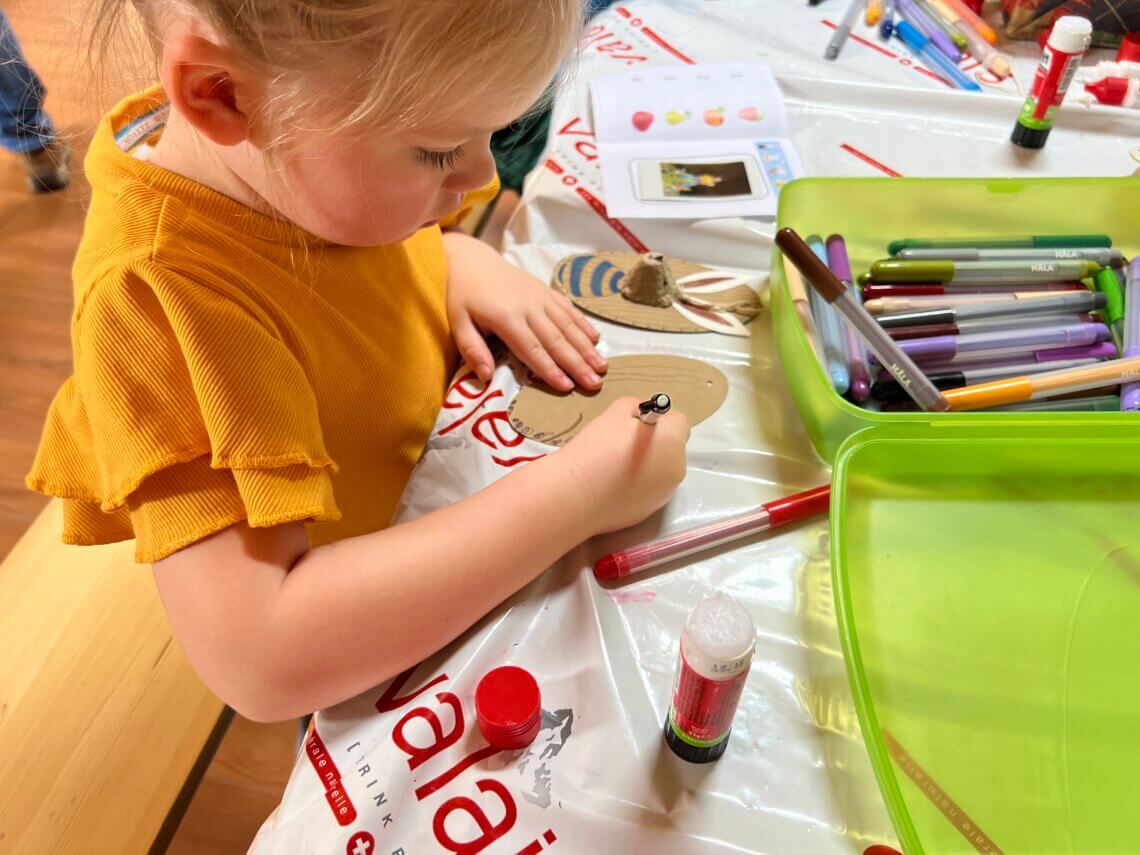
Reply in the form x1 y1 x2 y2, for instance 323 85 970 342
0 9 57 154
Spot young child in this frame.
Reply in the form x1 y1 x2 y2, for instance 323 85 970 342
27 0 689 721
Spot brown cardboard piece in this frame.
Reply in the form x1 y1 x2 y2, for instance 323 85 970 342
508 354 728 447
552 252 760 334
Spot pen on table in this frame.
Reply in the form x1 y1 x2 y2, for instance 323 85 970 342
865 290 1090 314
825 0 866 60
866 0 882 24
879 0 896 37
895 247 1123 265
862 282 1084 300
940 0 997 44
1121 258 1140 411
888 235 1112 254
870 357 1099 403
827 234 873 402
808 235 851 395
942 355 1140 411
892 322 1110 364
1093 266 1125 351
885 314 1098 341
874 290 1106 327
896 0 961 62
893 20 981 90
776 228 949 411
593 484 830 581
927 0 1014 81
869 258 1100 284
636 393 671 425
916 0 968 50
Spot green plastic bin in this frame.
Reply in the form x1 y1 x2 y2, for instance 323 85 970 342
832 424 1140 854
770 177 1140 461
770 177 1140 853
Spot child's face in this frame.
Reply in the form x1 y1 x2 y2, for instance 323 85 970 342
257 83 546 247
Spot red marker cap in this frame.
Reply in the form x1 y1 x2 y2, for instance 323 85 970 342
475 666 541 750
1116 32 1140 64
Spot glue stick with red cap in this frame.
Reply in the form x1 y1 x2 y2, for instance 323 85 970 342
1012 16 1092 148
664 592 756 763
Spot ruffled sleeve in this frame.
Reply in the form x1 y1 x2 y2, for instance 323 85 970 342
26 266 341 562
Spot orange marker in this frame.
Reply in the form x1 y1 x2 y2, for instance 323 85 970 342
942 0 996 44
943 356 1140 410
866 0 883 25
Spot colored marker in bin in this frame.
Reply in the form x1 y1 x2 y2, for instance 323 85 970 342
870 258 1100 284
888 235 1112 254
943 356 1140 410
777 227 950 412
593 485 830 581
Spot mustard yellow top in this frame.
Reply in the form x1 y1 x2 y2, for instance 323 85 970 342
26 88 497 562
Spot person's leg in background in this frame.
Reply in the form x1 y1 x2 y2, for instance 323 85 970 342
0 8 69 192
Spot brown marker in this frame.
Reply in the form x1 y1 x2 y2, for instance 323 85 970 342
775 228 949 412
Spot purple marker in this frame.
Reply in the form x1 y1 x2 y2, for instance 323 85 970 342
827 234 873 403
878 341 1117 377
896 0 961 61
896 322 1110 363
1122 258 1140 411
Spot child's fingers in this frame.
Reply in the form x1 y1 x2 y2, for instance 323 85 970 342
529 312 603 391
503 322 574 392
451 312 494 383
556 292 601 343
546 304 607 374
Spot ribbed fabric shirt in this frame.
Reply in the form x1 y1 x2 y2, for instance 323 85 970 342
26 87 497 562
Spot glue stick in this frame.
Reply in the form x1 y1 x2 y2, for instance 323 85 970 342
1012 16 1092 148
664 592 756 763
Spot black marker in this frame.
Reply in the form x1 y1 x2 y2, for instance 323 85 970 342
637 393 671 425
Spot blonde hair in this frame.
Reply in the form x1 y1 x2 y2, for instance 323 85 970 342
91 0 584 138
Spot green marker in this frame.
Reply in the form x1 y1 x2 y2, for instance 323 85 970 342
888 234 1113 255
1093 267 1125 349
869 259 1101 284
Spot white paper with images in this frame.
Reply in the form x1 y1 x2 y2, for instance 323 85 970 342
590 62 803 219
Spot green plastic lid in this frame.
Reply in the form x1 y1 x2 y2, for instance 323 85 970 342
832 423 1140 854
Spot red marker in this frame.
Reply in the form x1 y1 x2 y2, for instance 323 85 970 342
861 282 1083 301
594 485 830 581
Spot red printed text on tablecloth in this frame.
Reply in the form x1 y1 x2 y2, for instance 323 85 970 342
438 369 545 469
326 667 562 854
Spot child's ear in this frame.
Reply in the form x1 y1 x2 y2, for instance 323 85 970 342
161 34 261 147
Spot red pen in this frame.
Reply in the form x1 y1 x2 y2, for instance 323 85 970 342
593 485 830 581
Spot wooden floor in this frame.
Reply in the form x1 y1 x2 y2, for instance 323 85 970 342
1 2 296 851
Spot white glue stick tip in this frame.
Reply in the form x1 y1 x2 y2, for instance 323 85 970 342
686 592 756 665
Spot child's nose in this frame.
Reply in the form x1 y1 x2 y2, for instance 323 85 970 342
442 140 496 195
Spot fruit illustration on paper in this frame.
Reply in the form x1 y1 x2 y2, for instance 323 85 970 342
703 107 726 127
738 106 763 122
666 110 690 125
631 111 654 132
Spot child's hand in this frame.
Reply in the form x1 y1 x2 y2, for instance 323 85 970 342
444 234 607 392
559 397 690 534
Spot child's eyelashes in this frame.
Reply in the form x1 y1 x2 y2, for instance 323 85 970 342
415 145 464 170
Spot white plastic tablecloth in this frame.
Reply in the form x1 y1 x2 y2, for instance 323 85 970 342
251 4 1137 853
